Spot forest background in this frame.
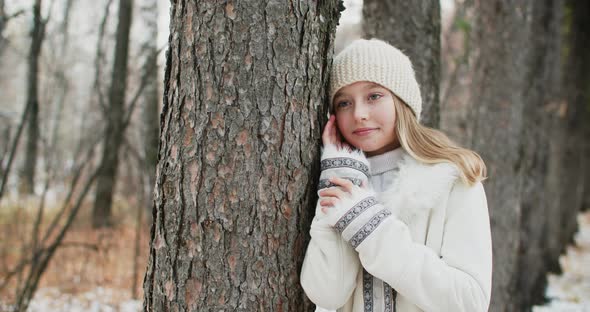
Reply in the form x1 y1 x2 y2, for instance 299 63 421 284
0 0 589 311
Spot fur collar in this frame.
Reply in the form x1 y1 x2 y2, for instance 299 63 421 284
377 151 460 224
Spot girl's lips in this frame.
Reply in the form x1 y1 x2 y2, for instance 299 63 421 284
353 128 377 136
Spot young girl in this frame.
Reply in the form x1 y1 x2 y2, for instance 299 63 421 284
300 39 493 312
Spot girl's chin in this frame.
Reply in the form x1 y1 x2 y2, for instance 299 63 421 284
354 144 378 153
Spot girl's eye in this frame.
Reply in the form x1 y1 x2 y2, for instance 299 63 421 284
335 101 351 109
369 93 382 101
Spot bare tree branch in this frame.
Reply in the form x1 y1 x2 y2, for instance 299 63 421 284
40 132 102 247
14 162 102 311
122 46 165 133
0 102 32 202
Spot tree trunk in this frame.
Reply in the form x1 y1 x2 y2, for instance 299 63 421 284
362 0 441 127
516 1 564 309
0 0 6 56
468 2 531 311
440 0 476 146
140 0 159 221
20 0 45 195
45 0 73 182
542 1 590 283
92 0 133 228
143 1 340 310
558 0 590 253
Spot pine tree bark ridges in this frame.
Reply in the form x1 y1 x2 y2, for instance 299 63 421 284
144 1 340 311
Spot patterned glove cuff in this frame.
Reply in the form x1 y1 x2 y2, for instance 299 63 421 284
320 144 370 183
318 177 363 190
323 186 392 248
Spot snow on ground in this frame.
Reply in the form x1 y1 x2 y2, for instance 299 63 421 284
533 211 590 312
1 287 141 312
27 287 142 312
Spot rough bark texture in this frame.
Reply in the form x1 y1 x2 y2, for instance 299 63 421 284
362 0 441 127
20 0 45 194
468 2 530 311
92 0 133 228
143 1 340 311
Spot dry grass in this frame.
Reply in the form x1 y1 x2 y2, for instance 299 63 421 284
0 195 151 306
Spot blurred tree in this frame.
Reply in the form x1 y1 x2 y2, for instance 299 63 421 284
465 0 589 310
45 0 74 174
362 0 441 127
467 2 532 311
19 0 46 194
515 1 563 309
130 0 160 298
92 0 133 228
0 0 5 55
555 0 590 262
142 1 341 310
439 0 475 146
140 0 159 218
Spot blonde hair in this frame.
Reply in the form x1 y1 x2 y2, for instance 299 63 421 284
393 96 487 186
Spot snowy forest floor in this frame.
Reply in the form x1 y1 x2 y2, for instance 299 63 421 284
0 201 589 311
0 195 149 312
533 210 590 312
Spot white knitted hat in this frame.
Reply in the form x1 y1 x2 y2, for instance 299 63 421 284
329 38 422 121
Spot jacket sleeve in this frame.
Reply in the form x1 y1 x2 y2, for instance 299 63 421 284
300 145 369 309
334 181 492 312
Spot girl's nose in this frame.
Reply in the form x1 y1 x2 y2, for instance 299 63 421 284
353 103 369 121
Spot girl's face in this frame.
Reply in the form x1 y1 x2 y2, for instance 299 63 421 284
333 81 399 157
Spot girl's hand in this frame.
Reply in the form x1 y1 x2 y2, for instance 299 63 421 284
322 115 351 150
318 177 367 213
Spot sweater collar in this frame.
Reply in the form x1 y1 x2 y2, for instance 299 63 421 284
367 147 405 175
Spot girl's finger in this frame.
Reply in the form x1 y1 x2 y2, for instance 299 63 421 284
318 187 346 199
328 177 354 193
320 198 337 208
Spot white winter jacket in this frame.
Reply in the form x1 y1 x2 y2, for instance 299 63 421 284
300 145 493 312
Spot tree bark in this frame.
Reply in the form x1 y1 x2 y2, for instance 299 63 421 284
143 1 340 310
515 1 564 309
362 0 441 127
468 2 531 311
20 0 45 194
557 0 590 254
92 0 133 228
